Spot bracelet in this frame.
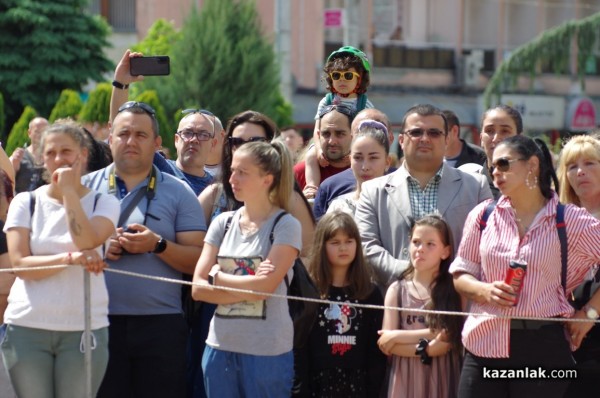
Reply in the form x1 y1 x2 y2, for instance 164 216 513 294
112 80 129 90
67 252 72 265
415 338 432 365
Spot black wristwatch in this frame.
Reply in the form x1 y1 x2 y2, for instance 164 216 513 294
153 236 167 254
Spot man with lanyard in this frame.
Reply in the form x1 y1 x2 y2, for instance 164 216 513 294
355 104 492 289
83 101 206 398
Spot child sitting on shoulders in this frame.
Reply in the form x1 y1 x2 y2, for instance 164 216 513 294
303 46 374 199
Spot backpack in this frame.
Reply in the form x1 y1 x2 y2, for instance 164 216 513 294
479 200 567 293
222 210 319 348
324 92 368 114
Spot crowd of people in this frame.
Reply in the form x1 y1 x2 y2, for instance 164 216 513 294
1 45 600 398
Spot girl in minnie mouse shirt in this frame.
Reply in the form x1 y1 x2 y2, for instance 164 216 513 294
304 211 386 397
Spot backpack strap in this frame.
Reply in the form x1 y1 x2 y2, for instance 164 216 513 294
222 211 236 240
325 93 333 106
269 211 291 288
269 211 287 244
556 203 567 294
479 200 497 232
356 94 368 112
480 201 568 294
29 191 36 217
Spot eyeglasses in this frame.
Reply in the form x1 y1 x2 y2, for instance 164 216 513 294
403 128 446 139
330 71 360 81
177 129 213 142
491 157 526 172
318 104 356 120
118 101 156 117
228 136 268 148
181 108 216 137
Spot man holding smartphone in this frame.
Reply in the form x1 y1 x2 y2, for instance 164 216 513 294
110 49 220 197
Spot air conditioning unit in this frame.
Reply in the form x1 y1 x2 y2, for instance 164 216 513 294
463 50 484 87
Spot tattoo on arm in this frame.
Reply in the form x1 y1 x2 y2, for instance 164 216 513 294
68 209 82 236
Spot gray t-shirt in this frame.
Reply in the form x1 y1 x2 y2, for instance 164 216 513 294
205 209 302 356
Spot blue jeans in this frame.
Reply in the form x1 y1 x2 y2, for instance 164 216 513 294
202 346 293 398
187 302 216 398
0 324 109 398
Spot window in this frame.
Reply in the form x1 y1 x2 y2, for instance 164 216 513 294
88 0 135 33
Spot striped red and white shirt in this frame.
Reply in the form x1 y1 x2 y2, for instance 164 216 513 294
449 194 600 358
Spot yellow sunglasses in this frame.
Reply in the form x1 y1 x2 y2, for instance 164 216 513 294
330 71 360 81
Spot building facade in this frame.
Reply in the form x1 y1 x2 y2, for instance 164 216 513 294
90 0 600 138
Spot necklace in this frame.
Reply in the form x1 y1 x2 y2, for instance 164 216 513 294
410 279 429 301
239 206 276 236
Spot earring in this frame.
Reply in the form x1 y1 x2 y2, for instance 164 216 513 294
525 171 538 190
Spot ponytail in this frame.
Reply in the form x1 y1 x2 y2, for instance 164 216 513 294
533 138 559 198
270 140 294 212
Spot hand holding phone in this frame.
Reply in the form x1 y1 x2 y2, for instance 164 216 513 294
130 56 170 76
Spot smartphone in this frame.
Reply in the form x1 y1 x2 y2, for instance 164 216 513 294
130 56 170 76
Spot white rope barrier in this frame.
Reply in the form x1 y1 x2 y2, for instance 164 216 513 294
103 267 600 324
3 264 600 324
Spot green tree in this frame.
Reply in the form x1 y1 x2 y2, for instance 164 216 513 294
0 92 5 141
49 89 84 123
484 12 600 107
169 0 292 125
6 106 38 156
0 0 113 120
79 83 112 125
134 90 175 155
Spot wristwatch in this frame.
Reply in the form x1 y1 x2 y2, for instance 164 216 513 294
208 268 219 286
153 236 167 254
584 304 600 320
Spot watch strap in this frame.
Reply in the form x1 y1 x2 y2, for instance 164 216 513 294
112 80 129 90
153 237 167 254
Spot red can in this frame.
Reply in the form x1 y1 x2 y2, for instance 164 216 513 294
505 260 527 304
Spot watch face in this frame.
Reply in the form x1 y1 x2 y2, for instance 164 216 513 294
587 307 599 319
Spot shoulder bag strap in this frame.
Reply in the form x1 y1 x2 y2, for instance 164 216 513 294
116 188 148 228
556 203 568 294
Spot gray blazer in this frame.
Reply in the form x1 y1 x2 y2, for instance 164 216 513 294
355 162 493 288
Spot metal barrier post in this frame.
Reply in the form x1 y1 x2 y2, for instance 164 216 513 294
83 270 92 398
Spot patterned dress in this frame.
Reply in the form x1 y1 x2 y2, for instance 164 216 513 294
387 280 462 398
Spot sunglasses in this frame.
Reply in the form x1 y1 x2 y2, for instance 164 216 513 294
318 104 356 120
403 128 446 139
330 71 360 81
491 157 526 172
181 108 215 118
177 129 213 142
228 136 268 148
118 101 156 117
